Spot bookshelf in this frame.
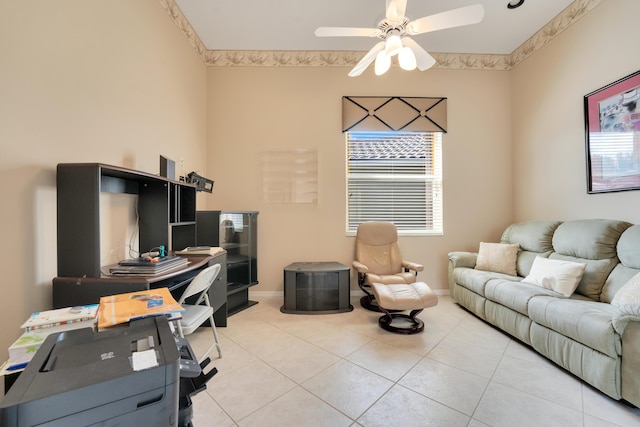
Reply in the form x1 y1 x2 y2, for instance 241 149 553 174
56 163 197 278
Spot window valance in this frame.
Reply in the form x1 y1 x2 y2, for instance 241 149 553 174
342 96 447 133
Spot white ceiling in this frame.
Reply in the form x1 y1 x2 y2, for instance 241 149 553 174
174 0 574 55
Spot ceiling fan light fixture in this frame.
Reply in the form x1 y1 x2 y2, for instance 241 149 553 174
384 33 403 56
374 51 391 75
398 46 417 71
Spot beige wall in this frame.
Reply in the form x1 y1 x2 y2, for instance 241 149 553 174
511 0 640 222
1 0 636 365
207 66 513 295
0 1 207 354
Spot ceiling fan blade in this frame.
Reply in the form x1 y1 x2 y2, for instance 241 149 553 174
348 41 385 77
407 4 485 35
403 37 436 71
314 27 379 38
386 0 407 21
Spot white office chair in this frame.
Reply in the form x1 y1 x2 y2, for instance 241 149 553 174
176 263 222 360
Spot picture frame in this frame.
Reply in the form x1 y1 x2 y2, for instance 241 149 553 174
584 70 640 193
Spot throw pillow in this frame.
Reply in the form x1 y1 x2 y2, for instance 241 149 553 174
611 272 640 307
475 242 519 276
521 256 587 297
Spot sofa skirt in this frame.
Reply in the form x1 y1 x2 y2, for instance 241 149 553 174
451 283 486 320
530 322 620 400
485 300 532 346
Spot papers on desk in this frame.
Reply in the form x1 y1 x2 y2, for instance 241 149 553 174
174 246 224 256
98 288 184 329
108 256 189 275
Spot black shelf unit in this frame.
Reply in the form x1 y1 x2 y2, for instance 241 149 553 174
57 163 198 278
55 163 230 326
197 211 259 315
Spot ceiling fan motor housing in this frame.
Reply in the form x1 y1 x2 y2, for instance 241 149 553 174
378 17 410 40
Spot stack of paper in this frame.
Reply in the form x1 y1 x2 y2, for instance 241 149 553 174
174 246 224 256
108 255 189 275
7 304 99 370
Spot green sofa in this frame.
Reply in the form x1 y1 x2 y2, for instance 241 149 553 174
448 219 640 407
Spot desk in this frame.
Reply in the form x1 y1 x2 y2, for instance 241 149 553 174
52 252 228 327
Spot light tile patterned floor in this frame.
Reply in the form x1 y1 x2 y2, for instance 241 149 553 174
186 295 640 427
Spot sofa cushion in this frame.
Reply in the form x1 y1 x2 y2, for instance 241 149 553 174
452 268 518 297
617 225 640 269
552 219 630 260
528 296 621 358
521 256 586 297
501 220 560 278
601 264 640 303
514 250 552 279
550 254 619 301
611 272 640 307
484 279 560 317
475 242 519 276
501 220 561 252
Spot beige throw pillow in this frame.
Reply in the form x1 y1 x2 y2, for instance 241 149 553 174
611 272 640 307
475 242 519 276
521 256 587 297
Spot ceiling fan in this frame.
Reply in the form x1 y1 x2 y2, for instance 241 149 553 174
315 0 485 77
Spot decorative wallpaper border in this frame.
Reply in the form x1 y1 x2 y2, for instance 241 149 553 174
160 0 604 71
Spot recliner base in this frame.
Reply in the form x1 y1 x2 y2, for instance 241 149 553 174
378 309 425 334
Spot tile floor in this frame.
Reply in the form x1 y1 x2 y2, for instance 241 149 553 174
186 294 640 427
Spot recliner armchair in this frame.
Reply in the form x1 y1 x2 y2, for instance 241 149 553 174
352 221 424 311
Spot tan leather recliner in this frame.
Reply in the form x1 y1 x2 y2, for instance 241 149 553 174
352 221 424 311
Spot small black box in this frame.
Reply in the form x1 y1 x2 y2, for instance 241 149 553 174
160 155 175 180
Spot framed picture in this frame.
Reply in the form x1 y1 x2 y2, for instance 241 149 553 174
584 70 640 193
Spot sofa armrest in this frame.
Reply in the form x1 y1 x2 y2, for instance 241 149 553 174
402 261 424 272
612 304 640 336
448 251 478 269
619 311 640 407
613 304 640 405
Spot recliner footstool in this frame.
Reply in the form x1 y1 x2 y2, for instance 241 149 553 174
370 282 438 334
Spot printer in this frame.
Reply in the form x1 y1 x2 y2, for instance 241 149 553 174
0 316 180 427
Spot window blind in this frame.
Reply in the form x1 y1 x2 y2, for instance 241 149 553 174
346 132 443 234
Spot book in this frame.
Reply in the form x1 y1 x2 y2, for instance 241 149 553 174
174 246 224 256
98 287 184 329
108 257 189 275
21 319 96 335
118 255 182 267
21 304 99 331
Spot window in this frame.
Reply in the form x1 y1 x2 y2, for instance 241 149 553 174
346 132 443 235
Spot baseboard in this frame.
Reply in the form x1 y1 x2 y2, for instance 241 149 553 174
249 291 283 297
249 288 450 297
